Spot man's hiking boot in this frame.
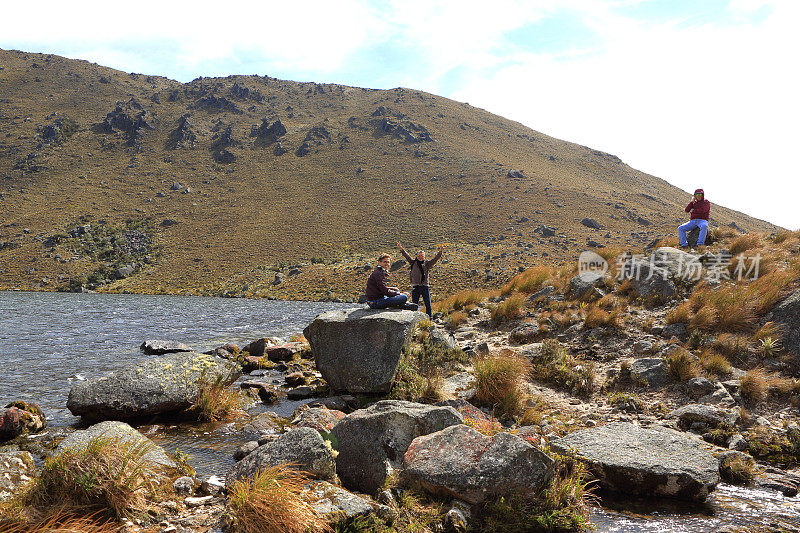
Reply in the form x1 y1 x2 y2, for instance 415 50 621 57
402 303 419 311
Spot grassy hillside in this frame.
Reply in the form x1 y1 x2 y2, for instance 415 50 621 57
0 48 779 299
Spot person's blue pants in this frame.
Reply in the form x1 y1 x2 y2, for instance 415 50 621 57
368 294 408 309
678 219 708 246
412 285 432 317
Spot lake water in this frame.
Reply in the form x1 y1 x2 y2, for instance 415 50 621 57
1 291 798 531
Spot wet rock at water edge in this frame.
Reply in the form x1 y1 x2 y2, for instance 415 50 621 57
330 400 463 494
401 424 554 504
140 339 192 355
67 352 240 421
0 401 46 441
226 427 337 486
56 420 176 468
551 422 720 502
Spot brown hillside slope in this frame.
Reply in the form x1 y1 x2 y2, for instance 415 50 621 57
0 49 778 297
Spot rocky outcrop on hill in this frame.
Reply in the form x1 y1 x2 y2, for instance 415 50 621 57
304 308 426 394
166 114 198 149
402 424 554 504
191 95 242 114
97 98 153 145
226 427 336 486
370 114 433 143
330 400 463 494
66 351 240 420
56 420 176 468
251 118 286 146
551 422 719 502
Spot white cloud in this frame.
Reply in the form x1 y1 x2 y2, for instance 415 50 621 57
449 1 800 228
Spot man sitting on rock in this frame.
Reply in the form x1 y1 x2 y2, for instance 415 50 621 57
679 188 710 248
365 253 416 310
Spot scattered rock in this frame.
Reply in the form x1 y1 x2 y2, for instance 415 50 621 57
226 427 337 486
629 358 669 388
233 441 260 461
304 309 426 394
569 272 604 298
551 423 720 502
770 288 800 358
402 424 554 504
428 328 457 350
0 401 45 441
240 412 281 438
330 400 463 493
140 340 192 355
581 218 602 229
662 323 689 341
67 352 240 421
173 476 194 494
0 451 35 501
291 407 346 433
509 322 540 345
308 481 397 525
683 377 717 400
669 404 739 430
287 386 314 400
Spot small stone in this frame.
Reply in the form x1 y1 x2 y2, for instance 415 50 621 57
172 476 194 495
184 495 213 507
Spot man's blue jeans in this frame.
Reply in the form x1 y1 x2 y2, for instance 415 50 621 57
368 293 408 309
678 219 708 246
412 285 432 317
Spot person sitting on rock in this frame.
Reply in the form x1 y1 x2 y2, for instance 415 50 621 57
397 241 443 317
365 253 416 310
679 188 710 248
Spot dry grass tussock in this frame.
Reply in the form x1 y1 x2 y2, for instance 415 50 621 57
729 234 762 256
583 306 622 329
474 352 532 419
739 368 798 405
665 348 701 382
490 294 526 325
227 465 330 533
501 265 555 296
390 340 469 403
11 435 164 521
529 340 595 396
445 310 467 330
699 349 732 376
475 452 593 532
186 375 246 422
0 510 119 533
434 290 486 314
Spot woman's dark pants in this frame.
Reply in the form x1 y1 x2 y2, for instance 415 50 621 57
412 285 432 316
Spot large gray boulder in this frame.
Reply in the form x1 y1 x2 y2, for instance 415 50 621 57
629 358 669 388
56 420 176 468
770 288 800 358
304 308 427 393
226 427 336 486
330 400 463 494
67 351 241 421
402 424 554 504
652 247 703 282
551 422 720 502
569 272 604 298
623 258 677 302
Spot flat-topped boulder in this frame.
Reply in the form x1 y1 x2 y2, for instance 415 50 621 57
330 400 463 494
303 308 427 394
67 351 240 421
551 422 720 502
402 424 554 504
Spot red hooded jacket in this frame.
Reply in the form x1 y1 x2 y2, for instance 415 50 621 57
685 188 710 221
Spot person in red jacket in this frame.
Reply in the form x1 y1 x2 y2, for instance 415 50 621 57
679 188 710 247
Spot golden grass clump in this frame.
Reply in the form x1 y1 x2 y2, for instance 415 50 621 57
719 454 756 486
474 352 532 418
187 376 245 422
740 368 770 405
434 290 485 313
445 310 468 330
227 465 330 533
665 348 701 382
729 234 762 256
501 265 554 296
14 436 162 520
490 294 526 325
583 306 621 329
0 511 119 533
529 340 596 396
713 333 749 359
666 301 693 325
699 349 732 376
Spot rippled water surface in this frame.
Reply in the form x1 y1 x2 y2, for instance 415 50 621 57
2 291 799 531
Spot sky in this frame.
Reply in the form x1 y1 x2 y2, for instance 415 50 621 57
2 0 798 229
